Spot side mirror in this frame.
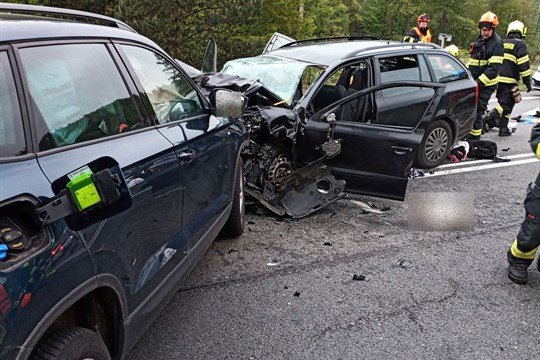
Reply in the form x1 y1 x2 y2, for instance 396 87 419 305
208 89 247 118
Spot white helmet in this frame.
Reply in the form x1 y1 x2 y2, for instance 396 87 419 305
445 44 459 56
507 20 527 37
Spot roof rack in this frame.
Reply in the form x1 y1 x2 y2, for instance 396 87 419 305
0 2 136 33
344 41 441 58
280 35 382 48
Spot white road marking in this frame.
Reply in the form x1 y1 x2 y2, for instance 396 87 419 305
422 157 538 177
436 153 535 169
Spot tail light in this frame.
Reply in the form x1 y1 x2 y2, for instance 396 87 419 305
475 82 479 106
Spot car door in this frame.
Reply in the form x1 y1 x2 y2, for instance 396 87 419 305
0 47 97 347
15 40 189 326
117 44 236 259
262 32 296 54
297 79 444 201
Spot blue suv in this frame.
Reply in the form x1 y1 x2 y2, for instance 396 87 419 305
0 3 247 359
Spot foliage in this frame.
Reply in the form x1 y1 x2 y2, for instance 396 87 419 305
4 0 539 67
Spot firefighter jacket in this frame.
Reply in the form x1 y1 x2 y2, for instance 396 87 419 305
403 27 432 43
531 121 540 159
499 34 531 86
469 32 504 87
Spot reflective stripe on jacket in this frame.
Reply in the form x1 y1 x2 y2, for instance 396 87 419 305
532 121 540 159
499 37 531 85
469 32 504 87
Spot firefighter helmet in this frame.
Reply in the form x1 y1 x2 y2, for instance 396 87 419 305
478 11 499 29
445 45 459 56
507 20 527 37
417 13 430 23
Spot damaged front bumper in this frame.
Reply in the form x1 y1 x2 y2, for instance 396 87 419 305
191 72 346 218
245 158 346 218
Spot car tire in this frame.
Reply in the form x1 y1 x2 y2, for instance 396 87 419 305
415 120 452 169
219 160 245 238
33 327 110 360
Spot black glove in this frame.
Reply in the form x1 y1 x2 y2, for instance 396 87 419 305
526 82 532 93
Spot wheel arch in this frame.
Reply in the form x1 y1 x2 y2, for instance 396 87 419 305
23 275 127 360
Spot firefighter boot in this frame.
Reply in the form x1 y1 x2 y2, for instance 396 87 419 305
482 108 500 130
499 118 511 137
508 264 528 285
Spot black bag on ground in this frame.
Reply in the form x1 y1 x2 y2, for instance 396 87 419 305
467 139 497 159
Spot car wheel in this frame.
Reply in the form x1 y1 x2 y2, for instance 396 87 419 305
415 120 452 169
33 327 110 360
219 160 245 238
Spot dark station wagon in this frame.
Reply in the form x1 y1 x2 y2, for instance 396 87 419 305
192 34 478 218
0 3 247 360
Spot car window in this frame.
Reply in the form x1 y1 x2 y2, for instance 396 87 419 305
310 62 370 113
378 55 422 97
0 52 26 157
427 54 469 83
120 45 204 124
19 44 143 151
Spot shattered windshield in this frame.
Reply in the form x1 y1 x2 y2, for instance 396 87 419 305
221 55 325 105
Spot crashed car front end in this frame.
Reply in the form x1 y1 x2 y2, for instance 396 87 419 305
192 71 345 218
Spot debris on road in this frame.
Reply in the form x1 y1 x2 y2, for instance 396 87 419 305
392 259 413 268
352 274 367 281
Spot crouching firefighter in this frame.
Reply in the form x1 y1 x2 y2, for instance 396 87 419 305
468 11 504 140
507 122 540 284
483 20 532 136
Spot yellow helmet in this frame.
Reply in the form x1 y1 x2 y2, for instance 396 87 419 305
507 20 527 37
445 45 459 56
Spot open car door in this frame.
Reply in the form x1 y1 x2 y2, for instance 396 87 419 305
201 37 217 73
262 32 296 54
296 81 445 201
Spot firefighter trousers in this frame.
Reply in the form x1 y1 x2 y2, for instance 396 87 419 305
495 84 515 129
508 172 540 267
471 85 496 138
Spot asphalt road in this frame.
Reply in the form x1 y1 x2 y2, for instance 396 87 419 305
128 92 540 360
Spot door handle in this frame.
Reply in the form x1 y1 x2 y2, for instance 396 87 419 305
178 149 197 161
391 145 412 155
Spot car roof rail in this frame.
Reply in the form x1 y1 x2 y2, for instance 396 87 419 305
279 35 382 48
344 41 442 58
0 2 136 33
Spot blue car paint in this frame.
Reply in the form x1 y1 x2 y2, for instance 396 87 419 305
0 29 248 360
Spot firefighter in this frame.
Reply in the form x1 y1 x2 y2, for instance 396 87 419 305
507 122 540 284
468 11 504 140
403 14 432 43
484 20 532 136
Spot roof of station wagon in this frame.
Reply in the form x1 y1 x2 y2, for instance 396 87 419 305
266 39 445 66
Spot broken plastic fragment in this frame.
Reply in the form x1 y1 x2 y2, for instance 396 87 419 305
392 259 413 268
408 169 425 179
352 274 366 281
